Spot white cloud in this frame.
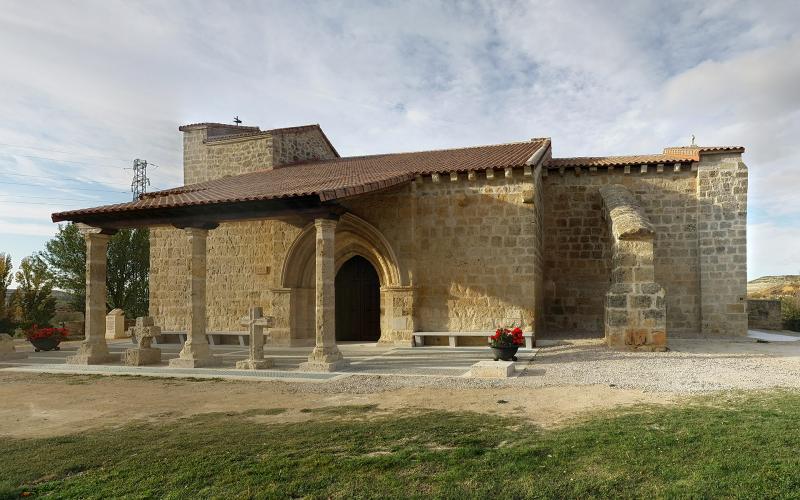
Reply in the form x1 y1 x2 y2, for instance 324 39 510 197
749 222 800 278
0 0 798 280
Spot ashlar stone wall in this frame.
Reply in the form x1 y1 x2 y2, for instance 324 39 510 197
150 124 338 336
343 166 542 335
542 167 700 337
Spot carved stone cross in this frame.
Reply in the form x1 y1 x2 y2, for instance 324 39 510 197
236 307 275 370
122 316 162 366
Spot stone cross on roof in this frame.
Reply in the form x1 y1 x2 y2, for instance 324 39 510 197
236 307 275 370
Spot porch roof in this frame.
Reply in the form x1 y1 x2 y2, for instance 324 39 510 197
51 139 546 228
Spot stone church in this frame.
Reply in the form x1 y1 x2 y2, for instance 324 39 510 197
53 121 747 369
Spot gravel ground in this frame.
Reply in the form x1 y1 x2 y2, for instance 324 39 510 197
295 338 800 395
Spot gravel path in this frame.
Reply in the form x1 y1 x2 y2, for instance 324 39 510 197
298 338 800 395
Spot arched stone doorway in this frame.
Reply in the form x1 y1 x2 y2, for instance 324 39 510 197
274 213 416 346
335 256 380 341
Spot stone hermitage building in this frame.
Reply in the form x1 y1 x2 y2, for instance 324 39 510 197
52 122 748 368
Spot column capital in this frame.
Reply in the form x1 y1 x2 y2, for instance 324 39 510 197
183 226 210 238
314 217 338 230
75 223 116 238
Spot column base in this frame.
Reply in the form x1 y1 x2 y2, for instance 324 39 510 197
122 348 162 366
169 356 221 368
236 358 274 370
66 343 118 365
298 359 349 372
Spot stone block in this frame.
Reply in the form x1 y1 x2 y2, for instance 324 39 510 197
105 309 128 339
470 360 516 378
0 334 26 361
122 347 161 366
169 356 221 368
298 359 349 372
236 358 274 370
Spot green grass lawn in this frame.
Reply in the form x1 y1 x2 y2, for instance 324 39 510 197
3 391 800 499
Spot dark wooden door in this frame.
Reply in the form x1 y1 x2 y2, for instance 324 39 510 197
335 256 380 341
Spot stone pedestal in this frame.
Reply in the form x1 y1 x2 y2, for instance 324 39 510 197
0 334 26 361
105 309 128 339
470 360 515 378
123 317 162 366
67 226 116 365
298 218 349 373
170 227 220 368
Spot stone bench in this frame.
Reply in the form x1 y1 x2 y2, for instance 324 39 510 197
155 331 250 347
412 331 534 349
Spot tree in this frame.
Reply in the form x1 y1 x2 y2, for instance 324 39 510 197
40 224 150 318
13 256 56 327
0 253 12 331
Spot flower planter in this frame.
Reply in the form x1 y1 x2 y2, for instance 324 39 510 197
30 337 62 352
491 346 518 362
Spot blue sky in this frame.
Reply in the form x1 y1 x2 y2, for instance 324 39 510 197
1 0 798 284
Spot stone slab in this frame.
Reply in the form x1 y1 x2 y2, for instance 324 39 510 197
469 360 515 378
0 351 27 361
0 334 25 360
122 348 162 366
66 352 120 365
169 356 221 368
236 358 275 370
298 359 350 373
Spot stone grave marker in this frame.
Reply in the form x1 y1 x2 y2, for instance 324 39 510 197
105 309 128 339
236 307 275 369
122 317 162 366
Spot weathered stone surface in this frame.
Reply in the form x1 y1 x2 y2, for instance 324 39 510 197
470 360 516 378
0 333 26 361
299 219 348 372
123 316 162 366
748 299 782 330
235 307 275 369
149 126 747 347
105 308 127 339
169 228 220 368
67 227 114 365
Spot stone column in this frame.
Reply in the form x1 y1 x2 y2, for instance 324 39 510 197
67 226 115 365
299 218 348 372
169 227 220 368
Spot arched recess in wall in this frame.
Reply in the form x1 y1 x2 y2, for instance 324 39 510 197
281 213 404 289
278 213 409 344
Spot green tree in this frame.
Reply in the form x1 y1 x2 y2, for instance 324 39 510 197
0 253 12 331
40 224 150 318
13 256 56 327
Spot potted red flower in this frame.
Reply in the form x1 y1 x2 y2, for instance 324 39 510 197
25 325 67 352
489 327 524 361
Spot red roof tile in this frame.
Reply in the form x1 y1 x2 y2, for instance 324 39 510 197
547 154 687 168
52 140 545 222
549 146 744 168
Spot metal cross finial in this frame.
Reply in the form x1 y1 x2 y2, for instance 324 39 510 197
691 134 696 146
233 116 242 126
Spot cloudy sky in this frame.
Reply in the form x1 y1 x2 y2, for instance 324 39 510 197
0 0 798 282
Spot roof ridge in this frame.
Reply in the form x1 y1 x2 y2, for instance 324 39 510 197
276 139 545 168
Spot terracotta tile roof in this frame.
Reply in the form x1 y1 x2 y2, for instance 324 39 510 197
52 140 545 222
549 146 744 168
547 154 687 168
662 145 745 161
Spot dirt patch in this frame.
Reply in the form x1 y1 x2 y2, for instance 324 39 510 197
0 372 678 438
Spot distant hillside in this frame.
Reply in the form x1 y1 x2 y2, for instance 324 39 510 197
4 289 74 305
748 276 800 299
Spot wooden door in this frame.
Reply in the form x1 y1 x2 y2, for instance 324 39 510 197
335 256 380 341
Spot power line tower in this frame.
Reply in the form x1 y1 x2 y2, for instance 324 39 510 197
130 158 150 200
